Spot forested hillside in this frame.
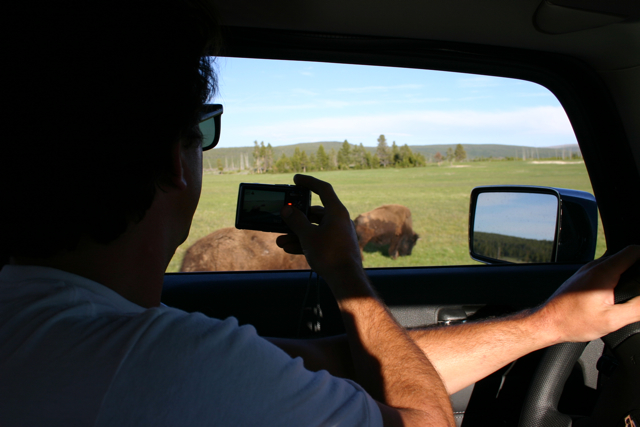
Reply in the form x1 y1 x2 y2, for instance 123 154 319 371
203 136 581 173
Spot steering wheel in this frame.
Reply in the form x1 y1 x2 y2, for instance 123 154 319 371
518 263 640 427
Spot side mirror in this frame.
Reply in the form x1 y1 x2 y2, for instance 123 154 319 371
469 186 598 264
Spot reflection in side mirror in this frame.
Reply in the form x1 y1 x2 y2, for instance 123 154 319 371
469 186 598 264
471 190 560 263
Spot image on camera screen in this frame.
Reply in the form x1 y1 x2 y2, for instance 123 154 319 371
242 189 285 224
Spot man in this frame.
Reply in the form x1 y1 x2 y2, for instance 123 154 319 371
1 1 639 426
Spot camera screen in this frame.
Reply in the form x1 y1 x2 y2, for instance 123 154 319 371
241 189 285 225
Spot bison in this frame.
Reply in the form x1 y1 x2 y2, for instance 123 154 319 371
180 227 310 272
354 205 419 259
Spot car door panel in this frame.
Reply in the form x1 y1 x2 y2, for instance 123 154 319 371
162 264 582 338
162 264 582 426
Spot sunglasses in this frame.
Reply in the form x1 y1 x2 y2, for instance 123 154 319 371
199 104 223 151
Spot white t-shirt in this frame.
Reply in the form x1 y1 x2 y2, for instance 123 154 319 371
0 265 382 427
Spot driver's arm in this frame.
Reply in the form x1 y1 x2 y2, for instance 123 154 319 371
271 245 640 395
277 174 455 427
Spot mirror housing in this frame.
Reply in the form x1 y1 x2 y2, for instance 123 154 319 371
469 186 598 264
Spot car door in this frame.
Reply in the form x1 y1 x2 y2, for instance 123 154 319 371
161 27 640 426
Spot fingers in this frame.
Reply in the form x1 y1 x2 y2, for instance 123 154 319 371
616 295 640 325
276 206 324 255
540 245 640 342
598 245 640 277
307 206 325 224
577 245 640 294
293 174 346 215
274 177 334 255
275 233 303 254
277 175 363 280
280 204 313 241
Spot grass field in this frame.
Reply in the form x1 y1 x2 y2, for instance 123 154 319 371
166 160 605 272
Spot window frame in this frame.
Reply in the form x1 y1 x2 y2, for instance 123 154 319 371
207 26 639 255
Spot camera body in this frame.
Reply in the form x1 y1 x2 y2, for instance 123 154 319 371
235 183 311 233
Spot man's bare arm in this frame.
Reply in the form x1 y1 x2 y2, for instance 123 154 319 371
277 174 455 427
271 245 640 395
413 245 640 393
271 313 541 395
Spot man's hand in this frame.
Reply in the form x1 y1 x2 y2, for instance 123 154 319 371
537 244 640 344
275 174 363 284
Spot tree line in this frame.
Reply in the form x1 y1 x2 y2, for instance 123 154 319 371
210 139 586 174
433 144 467 164
241 135 443 174
473 232 553 263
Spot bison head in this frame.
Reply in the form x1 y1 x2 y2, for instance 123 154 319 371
398 233 419 256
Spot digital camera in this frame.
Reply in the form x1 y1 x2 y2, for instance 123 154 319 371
235 183 311 233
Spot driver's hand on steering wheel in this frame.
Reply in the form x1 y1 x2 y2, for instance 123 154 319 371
538 245 640 344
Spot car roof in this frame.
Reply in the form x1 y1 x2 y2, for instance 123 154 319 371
213 0 640 70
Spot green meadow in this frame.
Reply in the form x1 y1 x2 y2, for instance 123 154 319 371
166 160 605 272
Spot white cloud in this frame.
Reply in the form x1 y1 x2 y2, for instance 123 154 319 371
222 106 576 147
236 103 318 112
235 106 571 135
385 132 413 138
404 107 573 134
394 97 451 104
458 76 502 88
512 92 554 98
334 84 424 94
222 96 449 114
226 99 381 113
458 95 493 101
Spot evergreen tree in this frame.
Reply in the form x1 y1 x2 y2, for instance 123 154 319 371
413 152 427 167
265 143 275 172
398 144 412 167
316 144 329 171
252 141 270 173
337 140 352 169
252 140 262 173
376 134 391 167
353 143 368 169
308 153 317 172
391 141 400 166
299 150 309 173
454 144 467 162
275 153 291 173
329 148 338 170
372 153 381 169
291 147 302 172
446 147 454 163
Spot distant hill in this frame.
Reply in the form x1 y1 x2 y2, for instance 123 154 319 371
409 144 581 160
203 142 581 171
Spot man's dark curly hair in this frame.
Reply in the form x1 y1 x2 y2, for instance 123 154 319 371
2 1 220 259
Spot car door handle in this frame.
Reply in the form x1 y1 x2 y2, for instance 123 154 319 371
437 307 468 325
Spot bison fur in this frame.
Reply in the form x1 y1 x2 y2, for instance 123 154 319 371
180 227 310 272
354 205 419 259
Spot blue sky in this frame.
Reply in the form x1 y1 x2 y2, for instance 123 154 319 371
211 57 578 149
474 192 559 241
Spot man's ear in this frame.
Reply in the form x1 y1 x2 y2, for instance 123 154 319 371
165 141 188 191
